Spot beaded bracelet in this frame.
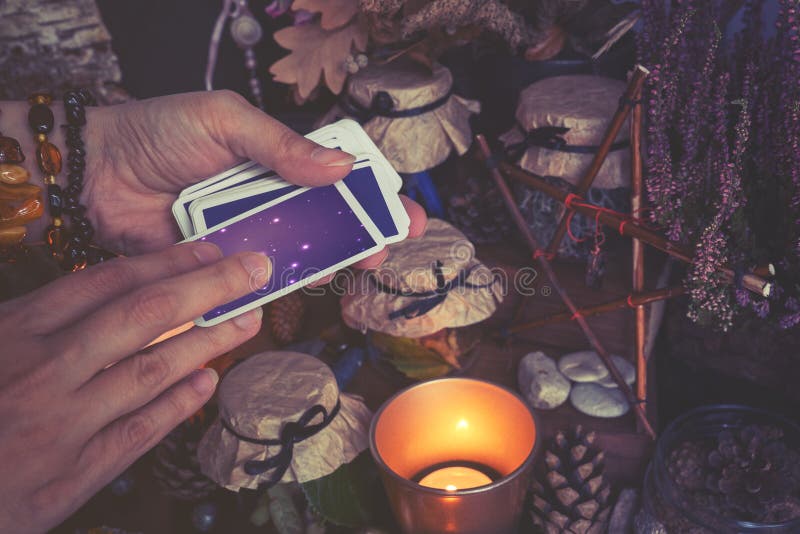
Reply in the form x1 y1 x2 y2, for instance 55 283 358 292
0 107 43 260
27 93 69 265
62 89 100 269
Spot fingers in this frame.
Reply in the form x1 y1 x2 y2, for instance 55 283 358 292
18 242 224 335
352 247 389 269
75 308 262 433
51 251 271 386
211 91 355 186
69 368 219 507
400 195 428 238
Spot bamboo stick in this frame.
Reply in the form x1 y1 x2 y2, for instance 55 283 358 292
500 162 773 297
508 286 686 333
630 87 648 431
544 65 650 256
477 135 657 440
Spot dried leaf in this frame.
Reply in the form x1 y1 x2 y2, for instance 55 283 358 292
419 329 463 369
524 25 565 61
293 0 359 30
270 18 368 98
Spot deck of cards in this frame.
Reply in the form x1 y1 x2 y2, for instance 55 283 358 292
173 120 410 327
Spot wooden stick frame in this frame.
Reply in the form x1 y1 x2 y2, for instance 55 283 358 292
478 64 774 438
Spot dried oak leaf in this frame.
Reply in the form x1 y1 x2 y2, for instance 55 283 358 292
293 0 359 30
270 18 368 98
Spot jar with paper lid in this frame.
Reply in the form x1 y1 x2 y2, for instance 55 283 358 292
500 74 632 259
340 219 503 381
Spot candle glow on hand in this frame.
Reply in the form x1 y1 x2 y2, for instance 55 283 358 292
417 466 493 491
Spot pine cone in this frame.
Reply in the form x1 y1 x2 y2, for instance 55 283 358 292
269 292 306 346
530 426 612 534
702 424 800 523
667 441 707 491
152 420 217 501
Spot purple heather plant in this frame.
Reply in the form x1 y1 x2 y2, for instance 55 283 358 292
639 0 800 330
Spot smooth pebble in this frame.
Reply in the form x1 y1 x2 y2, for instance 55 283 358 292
595 354 636 388
558 350 609 382
570 383 630 418
517 351 571 410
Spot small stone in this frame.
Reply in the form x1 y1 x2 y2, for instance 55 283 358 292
595 355 636 388
570 383 630 418
0 164 30 184
518 351 571 409
558 350 610 382
608 488 639 533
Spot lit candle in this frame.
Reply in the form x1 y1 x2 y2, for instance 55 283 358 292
418 466 493 491
371 378 539 534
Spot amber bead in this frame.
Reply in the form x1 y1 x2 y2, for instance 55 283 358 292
0 136 25 164
0 164 30 185
0 197 43 229
0 182 41 201
0 226 26 246
28 93 52 106
28 103 54 134
46 225 65 258
36 141 62 175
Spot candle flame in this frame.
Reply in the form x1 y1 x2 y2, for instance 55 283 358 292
456 418 469 430
445 484 457 492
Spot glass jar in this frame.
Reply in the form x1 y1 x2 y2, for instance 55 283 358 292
637 405 800 533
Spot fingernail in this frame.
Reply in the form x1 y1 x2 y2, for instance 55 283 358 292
240 252 271 288
311 147 356 166
233 306 263 329
190 368 218 394
193 242 223 264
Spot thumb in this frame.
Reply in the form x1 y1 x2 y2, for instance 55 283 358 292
212 90 355 186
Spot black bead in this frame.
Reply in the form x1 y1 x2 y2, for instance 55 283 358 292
64 91 82 108
66 137 84 150
65 182 82 199
65 105 86 126
64 244 87 268
73 217 94 241
28 103 54 134
47 184 63 217
70 147 86 158
77 89 96 106
68 159 85 173
67 172 83 184
63 201 86 218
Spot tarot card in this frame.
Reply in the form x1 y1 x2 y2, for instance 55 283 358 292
192 159 409 243
190 182 301 232
187 182 385 327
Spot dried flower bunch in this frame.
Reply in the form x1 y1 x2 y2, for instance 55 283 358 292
637 0 800 330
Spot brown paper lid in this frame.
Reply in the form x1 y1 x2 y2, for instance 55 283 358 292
318 61 480 173
500 74 631 188
340 219 503 338
197 351 372 489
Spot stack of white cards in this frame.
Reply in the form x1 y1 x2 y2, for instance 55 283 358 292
173 119 409 327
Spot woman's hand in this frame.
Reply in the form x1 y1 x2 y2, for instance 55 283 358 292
0 91 427 532
80 90 424 256
0 243 269 533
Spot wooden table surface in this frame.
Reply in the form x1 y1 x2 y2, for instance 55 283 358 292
54 243 659 533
